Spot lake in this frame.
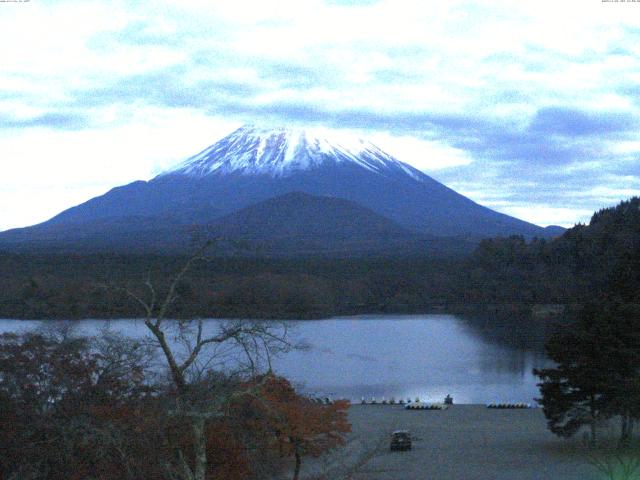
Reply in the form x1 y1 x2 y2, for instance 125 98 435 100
0 314 551 404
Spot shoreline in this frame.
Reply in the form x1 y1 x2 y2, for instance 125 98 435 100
0 302 568 321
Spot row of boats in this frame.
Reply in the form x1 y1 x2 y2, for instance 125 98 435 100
359 398 533 409
405 403 448 410
360 397 422 405
315 397 533 408
486 403 532 409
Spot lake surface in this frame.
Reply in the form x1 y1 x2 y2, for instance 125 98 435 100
0 314 551 404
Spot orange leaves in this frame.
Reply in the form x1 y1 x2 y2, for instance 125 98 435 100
205 421 253 480
237 374 351 459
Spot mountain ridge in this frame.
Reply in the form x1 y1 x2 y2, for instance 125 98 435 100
0 125 562 254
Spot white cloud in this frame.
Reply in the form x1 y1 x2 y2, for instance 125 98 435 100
498 205 594 228
1 0 640 229
0 109 239 229
368 133 473 170
0 185 109 233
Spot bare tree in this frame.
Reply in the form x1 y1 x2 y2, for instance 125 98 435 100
124 242 296 480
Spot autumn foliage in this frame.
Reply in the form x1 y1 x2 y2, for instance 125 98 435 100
234 375 351 479
0 333 351 480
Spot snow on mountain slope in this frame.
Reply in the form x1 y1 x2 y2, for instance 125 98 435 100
0 123 557 254
163 125 424 181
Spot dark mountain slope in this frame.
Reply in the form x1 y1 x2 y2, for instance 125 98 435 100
0 125 557 254
202 191 475 256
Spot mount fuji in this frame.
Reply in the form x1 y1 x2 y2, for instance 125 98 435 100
0 125 559 255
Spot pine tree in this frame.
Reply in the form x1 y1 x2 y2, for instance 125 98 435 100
535 301 640 447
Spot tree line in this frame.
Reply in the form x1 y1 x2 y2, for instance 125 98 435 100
0 253 462 320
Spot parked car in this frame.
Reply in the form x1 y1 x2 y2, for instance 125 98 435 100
390 430 412 451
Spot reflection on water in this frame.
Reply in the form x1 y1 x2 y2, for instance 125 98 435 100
456 313 552 379
274 315 552 404
456 312 551 353
0 314 553 404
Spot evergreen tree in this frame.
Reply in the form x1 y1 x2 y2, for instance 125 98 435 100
535 301 640 446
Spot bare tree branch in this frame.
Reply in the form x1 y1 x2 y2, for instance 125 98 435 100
116 240 298 480
157 241 212 325
144 274 157 324
123 289 153 319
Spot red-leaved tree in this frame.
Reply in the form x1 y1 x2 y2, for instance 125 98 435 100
235 375 351 480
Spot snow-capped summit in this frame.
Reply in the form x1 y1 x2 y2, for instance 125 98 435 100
164 125 423 180
0 123 558 254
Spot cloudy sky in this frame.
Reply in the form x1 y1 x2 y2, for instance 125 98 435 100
1 0 639 231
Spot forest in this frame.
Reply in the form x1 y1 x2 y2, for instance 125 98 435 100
0 252 460 319
1 197 638 321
